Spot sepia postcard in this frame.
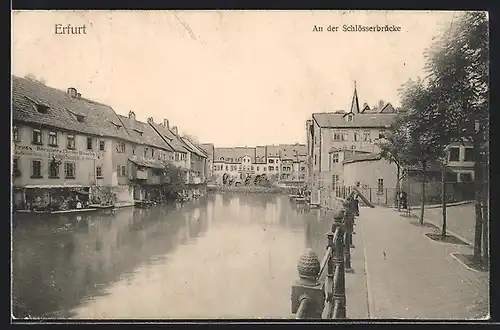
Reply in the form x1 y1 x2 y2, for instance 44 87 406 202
11 10 490 321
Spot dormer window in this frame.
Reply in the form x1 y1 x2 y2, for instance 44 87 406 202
76 115 85 123
34 104 49 114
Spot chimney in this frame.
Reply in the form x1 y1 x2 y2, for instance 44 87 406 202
76 93 82 98
67 87 77 98
163 119 169 129
128 111 136 120
172 126 178 135
147 117 154 124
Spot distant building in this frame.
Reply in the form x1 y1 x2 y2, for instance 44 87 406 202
209 144 307 185
306 83 398 207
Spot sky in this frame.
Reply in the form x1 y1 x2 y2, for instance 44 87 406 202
12 10 458 147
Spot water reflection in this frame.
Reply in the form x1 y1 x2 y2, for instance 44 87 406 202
12 193 335 319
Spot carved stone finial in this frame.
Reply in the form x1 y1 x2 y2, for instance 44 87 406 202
333 209 345 220
297 248 320 283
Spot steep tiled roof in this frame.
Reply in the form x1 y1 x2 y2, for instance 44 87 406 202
279 144 307 160
214 147 256 163
181 137 207 158
149 122 189 153
12 75 132 141
255 146 266 163
199 143 214 158
118 115 173 151
312 112 397 128
266 145 280 157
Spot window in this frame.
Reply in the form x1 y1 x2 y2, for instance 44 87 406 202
32 129 42 145
263 167 266 171
377 178 384 194
332 175 339 192
341 130 348 141
64 162 76 178
132 146 136 155
151 149 155 158
378 130 386 139
448 147 460 162
314 155 317 165
269 159 274 163
333 130 342 141
363 130 371 142
13 158 20 176
346 114 353 122
351 145 356 150
117 165 127 176
239 165 242 170
67 134 76 149
86 137 93 150
257 166 260 171
116 141 126 153
251 166 254 171
96 166 103 179
464 148 474 162
269 166 274 171
99 140 105 151
332 152 339 164
175 153 180 161
48 131 58 146
35 104 49 114
225 166 228 171
354 130 360 142
13 126 19 141
144 147 149 157
49 159 60 178
301 167 306 171
460 172 473 182
31 160 42 178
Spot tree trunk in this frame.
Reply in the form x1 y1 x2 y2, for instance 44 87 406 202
481 152 489 268
441 165 447 237
396 165 401 211
419 161 427 225
473 147 483 264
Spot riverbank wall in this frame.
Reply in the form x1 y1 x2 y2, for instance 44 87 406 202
207 185 296 194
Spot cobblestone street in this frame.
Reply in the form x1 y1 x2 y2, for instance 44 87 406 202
347 206 489 319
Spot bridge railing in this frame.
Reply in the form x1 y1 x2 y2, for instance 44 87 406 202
291 199 355 319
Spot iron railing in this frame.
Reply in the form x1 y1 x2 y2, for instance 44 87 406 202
291 198 356 319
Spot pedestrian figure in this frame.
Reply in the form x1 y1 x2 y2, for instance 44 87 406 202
400 191 408 210
353 193 360 216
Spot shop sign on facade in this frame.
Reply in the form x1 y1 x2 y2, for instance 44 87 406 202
14 144 103 160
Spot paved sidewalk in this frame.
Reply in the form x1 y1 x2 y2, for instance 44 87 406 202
356 207 489 319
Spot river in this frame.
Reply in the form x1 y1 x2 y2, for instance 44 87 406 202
12 192 334 319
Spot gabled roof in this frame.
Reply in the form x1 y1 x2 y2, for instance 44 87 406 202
199 143 214 157
117 115 173 151
266 145 280 157
255 146 266 163
149 122 189 153
379 103 396 113
312 112 397 128
214 147 256 163
12 75 132 141
278 144 307 160
181 137 207 158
